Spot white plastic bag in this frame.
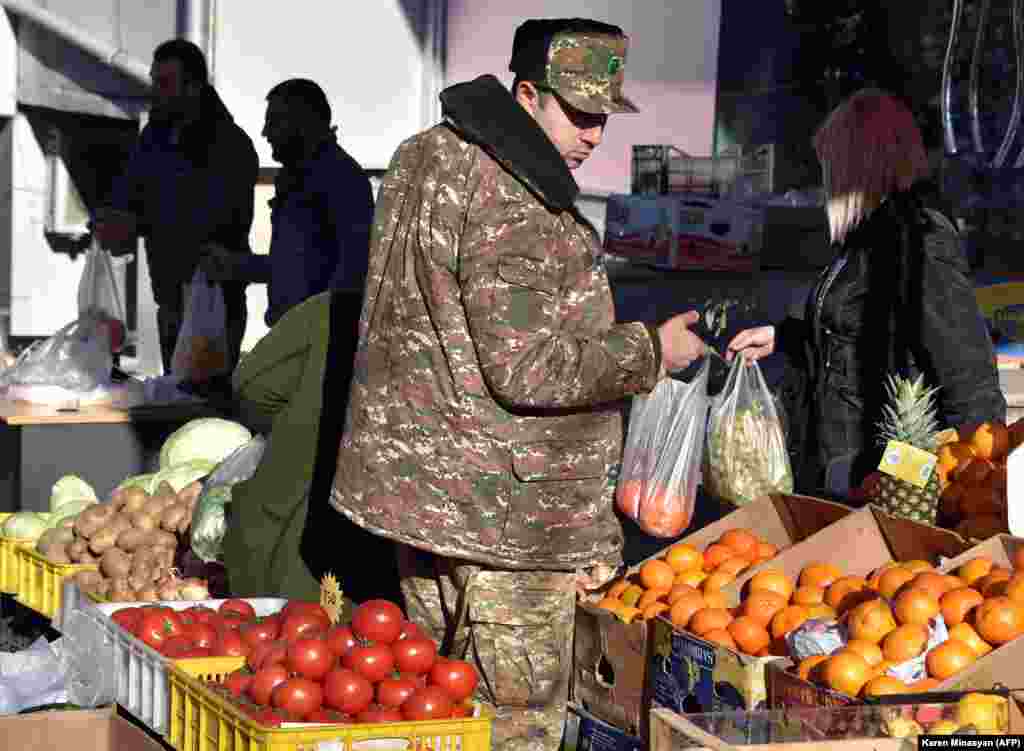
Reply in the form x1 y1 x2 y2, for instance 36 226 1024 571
172 269 229 383
616 360 710 538
77 240 126 353
191 436 267 562
0 314 112 393
705 356 793 506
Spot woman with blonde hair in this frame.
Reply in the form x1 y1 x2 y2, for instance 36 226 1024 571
727 89 1004 498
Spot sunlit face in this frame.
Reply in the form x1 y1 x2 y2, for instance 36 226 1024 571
150 59 199 123
517 82 607 169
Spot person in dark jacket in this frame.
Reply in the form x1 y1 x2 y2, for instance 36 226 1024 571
727 89 1005 496
200 79 374 329
96 39 258 373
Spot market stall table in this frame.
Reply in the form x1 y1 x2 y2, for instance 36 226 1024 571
0 399 219 513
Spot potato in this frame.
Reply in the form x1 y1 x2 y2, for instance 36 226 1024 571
100 548 132 579
160 503 189 533
177 511 192 535
132 547 156 568
54 527 75 545
177 481 203 507
154 548 176 570
121 487 149 513
74 570 103 589
146 530 178 551
59 516 77 529
128 510 158 531
42 542 71 564
128 572 152 592
108 487 126 509
88 527 121 555
67 539 95 563
116 528 151 553
72 504 116 539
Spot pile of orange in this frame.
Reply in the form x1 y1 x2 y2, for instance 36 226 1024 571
795 550 1024 698
938 419 1023 540
594 528 781 625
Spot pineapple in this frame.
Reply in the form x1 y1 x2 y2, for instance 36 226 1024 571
872 374 942 524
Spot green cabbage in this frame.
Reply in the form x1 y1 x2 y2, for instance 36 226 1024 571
151 459 215 493
190 485 232 562
50 475 97 513
2 512 50 539
47 499 97 528
117 474 156 494
159 418 252 470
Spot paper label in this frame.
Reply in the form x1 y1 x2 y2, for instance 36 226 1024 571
320 572 344 625
878 440 937 489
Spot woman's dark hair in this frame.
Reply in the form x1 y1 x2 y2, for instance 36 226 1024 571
267 78 332 124
153 39 209 85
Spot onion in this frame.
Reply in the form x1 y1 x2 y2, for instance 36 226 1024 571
179 577 210 601
156 576 182 601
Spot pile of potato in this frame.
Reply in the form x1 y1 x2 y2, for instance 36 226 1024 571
36 480 209 602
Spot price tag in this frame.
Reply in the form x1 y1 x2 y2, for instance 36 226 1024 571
878 440 938 489
320 572 344 625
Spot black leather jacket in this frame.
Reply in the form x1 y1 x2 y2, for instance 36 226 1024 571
778 186 1005 495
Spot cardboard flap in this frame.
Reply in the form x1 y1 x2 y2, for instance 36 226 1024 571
774 494 852 541
871 507 970 562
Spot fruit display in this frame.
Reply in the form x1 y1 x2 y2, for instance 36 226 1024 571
936 418 1021 540
594 528 782 624
114 598 481 726
787 554 1024 698
878 693 1010 737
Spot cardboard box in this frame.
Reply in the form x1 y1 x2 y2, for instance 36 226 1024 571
646 506 972 727
563 704 645 751
0 705 166 751
574 495 853 736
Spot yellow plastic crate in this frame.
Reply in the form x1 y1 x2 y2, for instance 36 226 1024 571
15 545 98 619
0 513 35 594
168 660 493 751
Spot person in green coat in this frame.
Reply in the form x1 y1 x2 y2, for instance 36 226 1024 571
221 290 401 604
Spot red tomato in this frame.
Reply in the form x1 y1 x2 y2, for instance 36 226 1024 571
219 599 256 619
429 659 479 702
322 668 374 715
215 629 249 658
286 638 335 681
305 708 351 724
240 618 280 649
249 664 290 706
272 677 323 717
137 610 184 652
246 639 288 671
185 622 219 650
351 600 404 644
324 625 358 659
450 703 472 719
282 601 330 621
112 608 142 634
178 647 212 658
161 636 195 658
220 612 248 630
255 707 286 727
358 706 405 724
183 605 218 624
342 644 395 683
376 676 419 709
398 621 426 641
224 670 253 698
392 637 437 675
280 612 331 643
402 686 454 721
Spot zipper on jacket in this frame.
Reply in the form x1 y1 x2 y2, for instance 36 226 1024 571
812 252 849 379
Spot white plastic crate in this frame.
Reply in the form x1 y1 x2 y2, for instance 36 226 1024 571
67 593 287 736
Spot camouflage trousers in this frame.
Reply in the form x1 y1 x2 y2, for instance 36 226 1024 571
397 545 576 751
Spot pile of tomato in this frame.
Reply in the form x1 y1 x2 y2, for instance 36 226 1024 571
109 597 480 727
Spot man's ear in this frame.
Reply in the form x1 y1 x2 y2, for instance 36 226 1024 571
515 80 540 113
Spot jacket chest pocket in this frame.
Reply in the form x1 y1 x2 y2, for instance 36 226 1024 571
510 440 607 482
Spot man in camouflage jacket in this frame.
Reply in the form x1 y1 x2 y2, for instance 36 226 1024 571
332 18 706 751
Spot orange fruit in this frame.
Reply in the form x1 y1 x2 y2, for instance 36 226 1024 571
925 639 975 680
973 597 1024 645
674 570 707 589
607 579 631 600
637 588 670 609
689 608 734 637
882 623 929 662
718 529 759 558
799 562 843 589
955 457 994 486
747 570 794 601
877 567 916 599
716 556 754 578
821 652 872 696
906 572 958 600
741 590 789 627
620 584 645 607
703 543 735 571
641 602 670 621
958 557 994 587
902 560 935 575
947 622 993 658
792 585 826 606
667 583 701 605
668 590 706 629
702 628 737 649
862 675 909 697
938 442 974 472
703 571 736 594
892 588 940 626
844 639 884 667
939 587 984 626
968 421 1010 461
770 605 810 640
640 560 676 591
1013 547 1024 571
910 677 941 692
756 542 779 560
595 597 624 615
728 616 771 655
976 569 1013 598
847 598 897 643
1004 573 1024 603
797 654 829 681
703 590 729 610
806 603 838 620
664 544 703 573
872 659 897 678
826 576 872 614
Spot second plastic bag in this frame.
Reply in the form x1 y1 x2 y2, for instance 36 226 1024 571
171 269 229 383
705 356 793 506
616 359 710 538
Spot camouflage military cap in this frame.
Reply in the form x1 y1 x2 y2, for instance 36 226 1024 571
509 18 639 115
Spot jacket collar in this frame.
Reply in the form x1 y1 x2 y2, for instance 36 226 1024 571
439 75 579 211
